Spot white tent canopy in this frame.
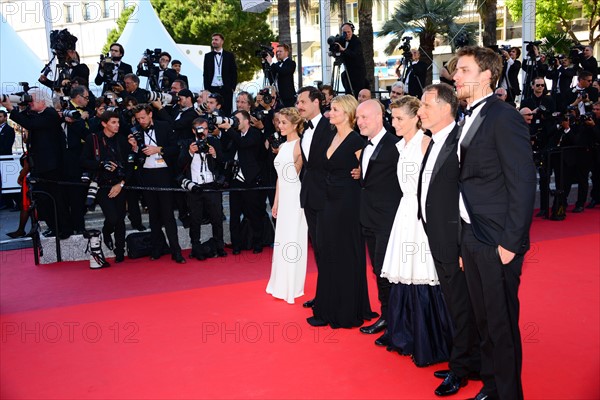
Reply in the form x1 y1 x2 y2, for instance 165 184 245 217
0 14 45 96
117 0 204 91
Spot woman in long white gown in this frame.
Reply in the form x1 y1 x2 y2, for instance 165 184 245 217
380 96 453 367
266 108 308 304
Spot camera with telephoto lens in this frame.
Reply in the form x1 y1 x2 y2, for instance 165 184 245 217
85 181 99 211
176 174 202 193
81 172 92 183
62 109 81 120
130 125 148 164
268 132 286 149
146 91 178 105
327 32 347 57
1 82 33 107
258 88 273 105
222 159 240 188
206 113 239 132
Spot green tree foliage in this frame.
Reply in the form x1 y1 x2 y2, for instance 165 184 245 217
506 0 599 47
150 0 276 83
102 5 136 54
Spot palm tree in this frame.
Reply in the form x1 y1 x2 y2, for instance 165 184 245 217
476 0 497 47
358 1 376 90
379 0 466 86
278 0 291 45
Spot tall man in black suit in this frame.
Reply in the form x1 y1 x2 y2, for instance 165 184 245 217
204 33 238 116
219 110 264 254
417 84 480 397
453 46 536 400
94 43 133 94
405 49 427 99
266 43 296 107
547 56 577 112
354 99 401 339
498 47 522 106
130 105 185 263
297 86 334 308
335 22 368 98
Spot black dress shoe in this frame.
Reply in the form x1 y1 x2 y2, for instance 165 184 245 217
434 371 467 396
43 229 56 237
586 200 597 209
374 333 390 347
360 317 387 334
572 206 584 213
535 210 548 218
307 316 328 327
172 253 187 264
434 370 481 381
6 231 27 239
59 232 72 240
252 246 263 254
150 254 162 261
216 249 228 257
114 254 125 263
303 299 315 308
466 390 489 400
104 234 114 250
232 248 241 255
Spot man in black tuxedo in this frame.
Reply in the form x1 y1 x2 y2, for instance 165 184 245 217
566 70 599 115
416 84 480 397
354 99 401 339
335 23 368 98
405 49 427 99
297 86 334 308
219 110 264 254
40 49 90 94
2 91 72 239
170 60 189 88
204 33 238 116
130 105 185 263
579 46 598 78
498 47 522 106
122 74 149 104
266 43 296 107
0 110 15 155
137 51 178 93
453 46 536 400
94 43 133 94
546 56 577 112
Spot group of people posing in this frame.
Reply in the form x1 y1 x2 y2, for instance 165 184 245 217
266 46 536 400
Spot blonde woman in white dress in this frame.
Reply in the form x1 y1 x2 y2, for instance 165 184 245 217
266 108 308 304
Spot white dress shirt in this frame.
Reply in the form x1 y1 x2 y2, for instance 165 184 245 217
361 128 386 177
142 127 168 169
190 153 214 185
301 113 323 161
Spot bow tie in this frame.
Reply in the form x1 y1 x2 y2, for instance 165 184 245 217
143 125 154 134
214 52 221 56
304 120 314 130
463 99 486 117
366 140 374 147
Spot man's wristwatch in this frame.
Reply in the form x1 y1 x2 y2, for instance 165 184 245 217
119 182 125 188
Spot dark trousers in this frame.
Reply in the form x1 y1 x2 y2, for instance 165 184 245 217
229 183 263 250
461 224 524 400
433 257 481 379
126 187 143 227
304 206 320 270
141 168 181 255
362 227 392 319
97 186 126 256
187 189 224 249
32 169 72 234
63 182 87 232
208 86 233 116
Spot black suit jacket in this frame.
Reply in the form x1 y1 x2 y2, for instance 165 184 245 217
459 96 536 254
420 125 461 264
0 123 15 155
299 116 334 211
133 120 179 171
173 73 189 88
358 131 402 232
95 61 133 94
406 60 427 98
172 107 199 143
137 66 178 92
579 56 598 78
501 59 522 96
177 136 222 179
269 58 296 103
547 66 576 97
226 126 262 186
341 36 368 95
565 86 599 109
203 51 238 92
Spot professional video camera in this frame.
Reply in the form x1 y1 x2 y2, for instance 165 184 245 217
256 44 274 59
146 91 179 106
143 48 163 65
399 36 413 54
193 126 210 154
524 40 543 55
327 32 347 57
569 45 585 65
49 29 78 65
206 113 239 132
0 82 34 107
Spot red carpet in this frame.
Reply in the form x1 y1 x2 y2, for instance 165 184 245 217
1 211 599 399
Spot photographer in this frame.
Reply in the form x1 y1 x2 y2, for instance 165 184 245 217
579 46 598 78
39 49 89 96
203 33 238 116
137 51 177 92
129 104 185 263
80 111 132 263
320 85 334 115
334 22 368 98
588 102 600 208
265 43 297 107
170 60 189 88
520 42 546 99
404 49 427 98
94 43 133 94
120 74 149 104
566 71 599 115
177 118 227 259
498 47 522 106
547 55 576 112
235 91 253 113
1 89 72 238
60 85 91 234
218 110 264 254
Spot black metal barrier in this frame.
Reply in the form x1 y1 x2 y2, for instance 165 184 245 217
25 177 276 265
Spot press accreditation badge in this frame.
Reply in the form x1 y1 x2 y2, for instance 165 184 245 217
216 75 224 86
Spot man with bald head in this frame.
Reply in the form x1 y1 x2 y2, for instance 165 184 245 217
357 88 372 103
355 99 402 340
495 87 508 102
520 107 534 124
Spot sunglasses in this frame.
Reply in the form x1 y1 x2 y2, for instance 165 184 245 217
523 113 534 116
496 93 505 97
534 84 545 88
